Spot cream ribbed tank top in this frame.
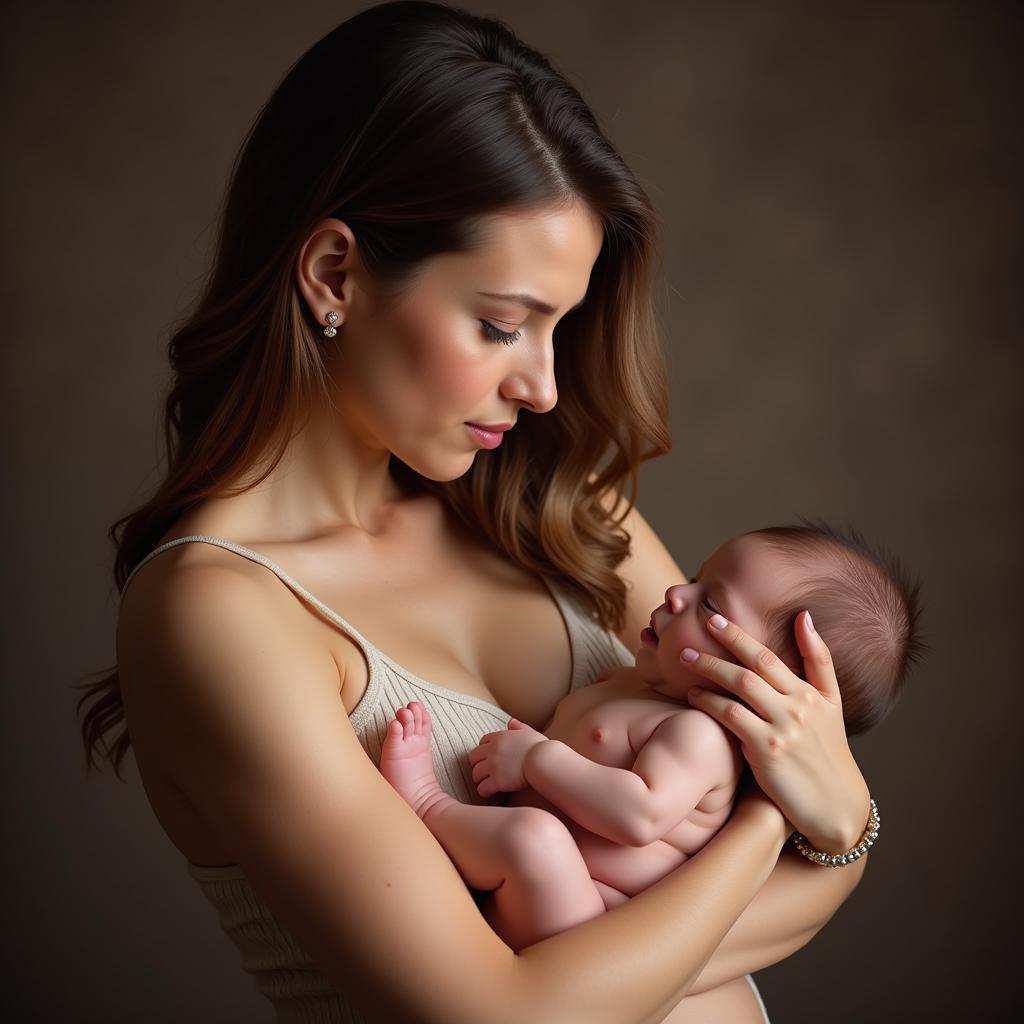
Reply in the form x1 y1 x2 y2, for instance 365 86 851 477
121 534 637 1023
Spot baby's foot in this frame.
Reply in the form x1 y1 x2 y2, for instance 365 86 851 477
379 701 453 821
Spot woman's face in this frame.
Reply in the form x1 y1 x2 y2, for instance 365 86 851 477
298 202 604 481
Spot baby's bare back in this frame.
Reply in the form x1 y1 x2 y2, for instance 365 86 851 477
508 672 743 897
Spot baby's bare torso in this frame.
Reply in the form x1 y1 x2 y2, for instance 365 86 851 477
508 672 742 896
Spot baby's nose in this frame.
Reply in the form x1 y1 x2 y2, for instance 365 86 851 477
664 584 689 613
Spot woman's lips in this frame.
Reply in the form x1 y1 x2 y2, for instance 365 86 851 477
465 423 505 449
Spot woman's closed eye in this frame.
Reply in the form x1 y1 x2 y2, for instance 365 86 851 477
480 320 521 345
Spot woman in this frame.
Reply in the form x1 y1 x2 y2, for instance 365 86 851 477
79 3 873 1021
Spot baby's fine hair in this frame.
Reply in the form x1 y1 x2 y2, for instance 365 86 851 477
747 519 926 736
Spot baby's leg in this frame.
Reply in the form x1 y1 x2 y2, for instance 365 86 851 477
380 701 606 950
592 879 631 911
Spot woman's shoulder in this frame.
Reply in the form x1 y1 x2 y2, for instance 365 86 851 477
116 541 348 813
117 529 275 649
120 503 339 629
116 529 344 716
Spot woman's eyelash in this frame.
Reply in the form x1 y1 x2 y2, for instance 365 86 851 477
480 320 521 345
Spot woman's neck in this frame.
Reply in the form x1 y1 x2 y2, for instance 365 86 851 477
195 404 412 543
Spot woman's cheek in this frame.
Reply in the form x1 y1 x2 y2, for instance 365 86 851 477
438 362 494 409
415 332 495 407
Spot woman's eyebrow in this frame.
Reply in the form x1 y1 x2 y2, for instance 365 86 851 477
475 291 587 316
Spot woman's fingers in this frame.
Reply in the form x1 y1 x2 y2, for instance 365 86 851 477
703 613 802 694
685 684 767 747
793 609 843 702
680 644 789 723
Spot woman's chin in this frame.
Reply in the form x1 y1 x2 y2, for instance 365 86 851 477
394 446 478 483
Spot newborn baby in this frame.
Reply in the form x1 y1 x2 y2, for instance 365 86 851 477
380 520 922 951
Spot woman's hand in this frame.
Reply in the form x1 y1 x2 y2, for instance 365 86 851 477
730 769 793 838
468 719 548 797
684 610 872 853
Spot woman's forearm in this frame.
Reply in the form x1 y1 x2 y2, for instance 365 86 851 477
506 800 789 1024
684 844 868 996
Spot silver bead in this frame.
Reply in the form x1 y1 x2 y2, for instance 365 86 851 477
790 794 881 867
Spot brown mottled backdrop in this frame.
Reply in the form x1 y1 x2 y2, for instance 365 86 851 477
3 1 1019 1020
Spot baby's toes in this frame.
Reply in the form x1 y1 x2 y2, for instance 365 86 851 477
408 700 432 739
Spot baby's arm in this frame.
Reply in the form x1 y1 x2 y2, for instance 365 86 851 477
522 710 738 846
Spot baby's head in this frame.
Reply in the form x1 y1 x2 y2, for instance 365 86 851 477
636 520 926 735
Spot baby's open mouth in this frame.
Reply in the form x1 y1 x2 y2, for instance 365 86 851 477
640 615 659 647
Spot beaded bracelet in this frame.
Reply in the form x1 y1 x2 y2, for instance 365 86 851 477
791 797 880 867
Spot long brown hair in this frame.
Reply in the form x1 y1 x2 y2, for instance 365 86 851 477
77 0 670 779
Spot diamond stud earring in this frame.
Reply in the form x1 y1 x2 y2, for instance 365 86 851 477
323 310 339 338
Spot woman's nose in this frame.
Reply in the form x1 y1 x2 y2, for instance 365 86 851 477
500 335 558 414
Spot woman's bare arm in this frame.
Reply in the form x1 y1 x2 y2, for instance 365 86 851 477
119 562 791 1024
685 843 867 994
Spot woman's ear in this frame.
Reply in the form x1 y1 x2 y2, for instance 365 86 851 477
294 217 360 328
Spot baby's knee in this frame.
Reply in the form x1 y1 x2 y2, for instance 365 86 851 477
502 807 579 876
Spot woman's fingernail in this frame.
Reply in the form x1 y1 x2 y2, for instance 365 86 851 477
709 614 728 630
805 611 815 634
681 647 699 662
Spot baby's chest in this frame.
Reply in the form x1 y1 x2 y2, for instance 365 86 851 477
547 696 673 769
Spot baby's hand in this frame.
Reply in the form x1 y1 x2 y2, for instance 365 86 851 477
468 719 547 796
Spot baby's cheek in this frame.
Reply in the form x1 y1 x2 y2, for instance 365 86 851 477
665 618 717 661
706 635 737 662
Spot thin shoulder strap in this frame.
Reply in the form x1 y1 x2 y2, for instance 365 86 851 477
120 536 385 724
122 535 366 641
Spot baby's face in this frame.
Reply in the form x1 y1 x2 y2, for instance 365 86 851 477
633 532 801 700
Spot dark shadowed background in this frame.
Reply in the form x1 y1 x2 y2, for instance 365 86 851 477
3 1 1020 1020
